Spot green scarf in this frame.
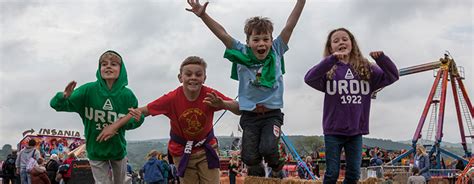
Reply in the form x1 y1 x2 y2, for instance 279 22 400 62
224 47 285 88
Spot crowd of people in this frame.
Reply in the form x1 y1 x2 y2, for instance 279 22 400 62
138 150 180 184
275 145 470 183
0 143 183 184
1 140 473 184
0 139 79 184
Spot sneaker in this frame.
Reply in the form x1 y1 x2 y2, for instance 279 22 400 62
247 164 265 177
270 170 284 179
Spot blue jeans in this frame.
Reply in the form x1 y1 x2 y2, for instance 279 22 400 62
323 135 362 184
229 173 236 184
20 168 31 184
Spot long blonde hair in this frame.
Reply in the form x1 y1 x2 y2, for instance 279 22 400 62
145 150 162 160
323 28 372 80
416 144 427 156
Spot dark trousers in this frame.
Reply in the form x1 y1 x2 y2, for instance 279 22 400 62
229 173 236 184
323 135 362 184
240 109 284 177
3 176 17 184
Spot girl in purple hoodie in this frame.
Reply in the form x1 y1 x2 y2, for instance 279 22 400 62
304 28 399 183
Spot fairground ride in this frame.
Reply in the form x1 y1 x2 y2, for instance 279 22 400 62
383 53 473 168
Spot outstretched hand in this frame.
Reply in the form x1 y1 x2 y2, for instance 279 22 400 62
96 124 117 142
63 81 77 98
96 107 141 142
186 0 209 17
370 51 384 60
203 91 224 108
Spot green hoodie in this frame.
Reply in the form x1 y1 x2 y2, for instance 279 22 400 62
50 50 144 160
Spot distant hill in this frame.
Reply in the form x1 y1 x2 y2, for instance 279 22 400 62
362 137 411 150
0 144 13 161
398 139 473 148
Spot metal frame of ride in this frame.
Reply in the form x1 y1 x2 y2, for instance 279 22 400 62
388 53 473 173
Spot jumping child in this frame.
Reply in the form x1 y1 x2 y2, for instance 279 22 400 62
186 0 306 178
50 50 144 184
304 28 399 183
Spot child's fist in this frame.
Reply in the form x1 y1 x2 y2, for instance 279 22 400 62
333 51 348 61
370 51 384 59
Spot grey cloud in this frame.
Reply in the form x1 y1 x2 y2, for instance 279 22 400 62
348 0 465 28
0 39 38 72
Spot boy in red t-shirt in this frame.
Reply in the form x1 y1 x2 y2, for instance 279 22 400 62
97 56 240 184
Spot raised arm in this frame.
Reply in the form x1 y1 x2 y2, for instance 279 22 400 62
304 55 338 92
50 81 86 113
280 0 306 45
186 0 233 48
369 51 399 90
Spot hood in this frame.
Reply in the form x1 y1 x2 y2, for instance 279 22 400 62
96 50 128 96
22 147 36 154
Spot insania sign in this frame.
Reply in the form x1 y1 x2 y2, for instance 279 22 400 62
38 128 81 138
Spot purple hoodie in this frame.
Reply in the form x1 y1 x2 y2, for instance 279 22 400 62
304 54 399 136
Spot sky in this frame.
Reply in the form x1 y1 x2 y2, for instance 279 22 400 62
0 0 473 147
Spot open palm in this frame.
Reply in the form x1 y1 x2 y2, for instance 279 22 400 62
186 0 209 17
203 91 224 108
63 81 76 98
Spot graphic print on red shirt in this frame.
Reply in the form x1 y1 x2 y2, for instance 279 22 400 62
147 86 232 156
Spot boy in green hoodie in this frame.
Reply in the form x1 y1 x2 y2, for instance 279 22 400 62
50 50 144 184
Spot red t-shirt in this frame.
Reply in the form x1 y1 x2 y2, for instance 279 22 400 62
62 158 75 178
147 86 232 157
